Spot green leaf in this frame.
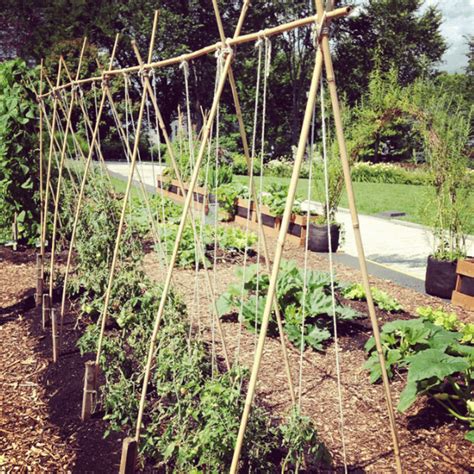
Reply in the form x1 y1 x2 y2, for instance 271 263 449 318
398 379 419 412
406 348 469 383
465 431 474 443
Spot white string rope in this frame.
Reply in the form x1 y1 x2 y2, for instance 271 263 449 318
180 60 195 170
151 71 169 255
235 37 263 367
321 78 348 472
297 101 316 407
254 36 271 350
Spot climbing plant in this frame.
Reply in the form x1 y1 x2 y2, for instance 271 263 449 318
0 59 39 244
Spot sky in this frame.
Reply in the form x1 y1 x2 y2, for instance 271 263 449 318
423 0 474 72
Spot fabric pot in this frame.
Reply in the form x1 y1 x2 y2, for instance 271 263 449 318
425 255 457 299
308 223 340 253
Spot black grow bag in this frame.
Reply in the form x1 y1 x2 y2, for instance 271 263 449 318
425 255 457 299
307 223 340 253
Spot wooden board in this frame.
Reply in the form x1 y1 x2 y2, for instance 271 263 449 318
456 259 474 278
451 290 474 313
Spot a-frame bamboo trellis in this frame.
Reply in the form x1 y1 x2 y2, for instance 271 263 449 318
35 1 403 472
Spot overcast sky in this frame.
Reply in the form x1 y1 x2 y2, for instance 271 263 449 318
424 0 474 72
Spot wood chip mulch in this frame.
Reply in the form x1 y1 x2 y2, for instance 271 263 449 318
1 237 473 472
144 235 474 473
0 247 122 472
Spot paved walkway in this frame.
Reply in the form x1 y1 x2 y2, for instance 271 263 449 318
105 161 474 282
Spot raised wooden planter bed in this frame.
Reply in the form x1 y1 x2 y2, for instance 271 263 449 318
452 258 474 311
157 178 209 214
157 180 320 248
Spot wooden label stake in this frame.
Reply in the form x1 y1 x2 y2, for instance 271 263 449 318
42 294 50 330
119 437 138 474
51 308 59 363
81 361 98 421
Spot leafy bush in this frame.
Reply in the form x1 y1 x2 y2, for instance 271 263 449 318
342 283 403 312
217 260 362 351
365 318 473 442
265 158 293 178
262 182 289 217
350 162 431 185
0 59 39 244
67 174 143 303
415 89 472 261
158 222 257 268
231 153 261 176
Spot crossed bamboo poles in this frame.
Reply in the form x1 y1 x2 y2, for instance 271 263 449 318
36 2 402 473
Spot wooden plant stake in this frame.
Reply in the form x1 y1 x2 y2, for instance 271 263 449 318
39 59 45 263
132 42 232 372
211 0 296 405
316 0 402 471
36 254 43 307
230 19 326 474
51 308 59 362
93 11 161 380
119 438 138 474
58 34 120 350
41 61 63 280
48 40 88 310
81 360 98 421
42 293 51 331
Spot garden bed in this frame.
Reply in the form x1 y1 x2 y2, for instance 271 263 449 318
157 178 318 247
1 238 473 471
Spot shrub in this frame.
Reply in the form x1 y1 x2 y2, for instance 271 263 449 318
0 59 39 244
231 153 261 176
350 162 430 185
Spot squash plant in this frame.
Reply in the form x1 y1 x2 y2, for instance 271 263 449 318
0 59 39 244
217 260 362 351
365 318 473 442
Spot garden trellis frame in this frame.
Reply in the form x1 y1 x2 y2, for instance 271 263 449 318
35 1 403 472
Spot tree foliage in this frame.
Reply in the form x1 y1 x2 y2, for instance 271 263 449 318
332 0 446 104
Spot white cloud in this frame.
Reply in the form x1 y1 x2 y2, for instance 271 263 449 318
423 0 474 72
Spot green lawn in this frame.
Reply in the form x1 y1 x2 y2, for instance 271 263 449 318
233 175 474 232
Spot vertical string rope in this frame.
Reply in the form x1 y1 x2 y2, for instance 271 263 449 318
321 78 348 472
297 101 316 407
235 37 263 367
254 36 272 349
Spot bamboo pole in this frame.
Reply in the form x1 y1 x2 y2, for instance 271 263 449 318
133 44 232 373
39 59 44 264
127 36 238 474
42 71 80 194
37 7 352 100
48 41 88 313
316 0 403 471
229 29 325 474
211 0 296 406
59 55 116 191
103 86 169 270
58 34 120 344
94 12 161 371
41 60 63 284
37 60 45 313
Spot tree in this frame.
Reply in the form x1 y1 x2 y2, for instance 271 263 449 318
332 0 446 104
